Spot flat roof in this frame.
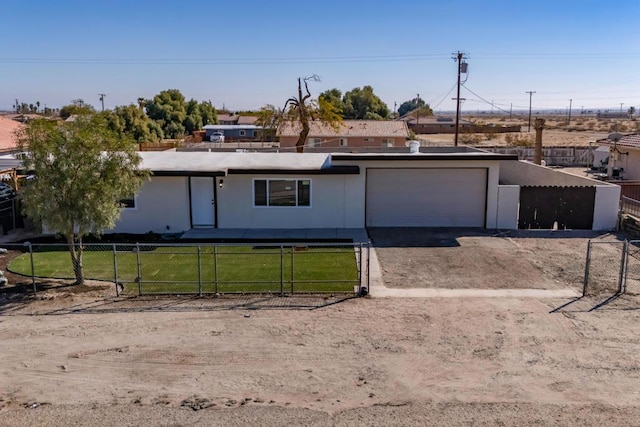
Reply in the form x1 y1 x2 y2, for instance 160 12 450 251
141 151 333 175
330 152 519 161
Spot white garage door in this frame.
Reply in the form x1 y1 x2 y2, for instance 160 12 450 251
366 168 487 227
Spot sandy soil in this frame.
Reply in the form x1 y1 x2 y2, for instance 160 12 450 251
0 116 22 151
1 293 640 425
1 231 639 425
417 115 637 147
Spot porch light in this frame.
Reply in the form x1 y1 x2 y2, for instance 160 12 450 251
219 179 224 188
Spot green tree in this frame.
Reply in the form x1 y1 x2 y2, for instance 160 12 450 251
342 86 390 120
183 99 218 134
284 75 342 153
108 104 164 142
319 88 344 115
144 89 187 138
255 104 284 141
398 97 433 117
15 114 149 285
59 99 96 119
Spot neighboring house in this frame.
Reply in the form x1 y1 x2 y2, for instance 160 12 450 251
277 120 410 149
202 124 263 141
217 114 259 126
597 133 640 180
401 116 521 134
106 147 619 235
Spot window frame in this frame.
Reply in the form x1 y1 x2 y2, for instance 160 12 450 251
339 138 348 147
253 178 312 208
239 129 246 137
119 194 137 210
308 138 321 147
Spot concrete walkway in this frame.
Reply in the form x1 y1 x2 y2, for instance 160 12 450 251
181 228 371 242
366 244 580 299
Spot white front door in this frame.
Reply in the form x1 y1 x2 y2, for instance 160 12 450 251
190 177 215 227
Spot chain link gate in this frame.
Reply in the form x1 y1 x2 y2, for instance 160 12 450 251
583 240 626 296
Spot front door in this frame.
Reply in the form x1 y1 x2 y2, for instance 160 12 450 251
190 177 215 227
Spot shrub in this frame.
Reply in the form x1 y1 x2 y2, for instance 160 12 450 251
505 133 533 147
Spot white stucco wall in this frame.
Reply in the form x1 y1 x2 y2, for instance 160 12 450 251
593 185 621 230
217 174 363 229
496 185 520 230
110 176 191 234
500 160 609 186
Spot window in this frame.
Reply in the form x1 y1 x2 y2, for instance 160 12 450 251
381 139 394 147
119 195 136 209
363 138 374 143
254 179 311 207
239 130 246 137
339 138 348 147
308 138 321 147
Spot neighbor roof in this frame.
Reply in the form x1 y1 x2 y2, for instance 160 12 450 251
597 133 640 149
277 120 410 138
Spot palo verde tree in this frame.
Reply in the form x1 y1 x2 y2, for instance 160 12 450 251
15 114 150 285
281 75 342 152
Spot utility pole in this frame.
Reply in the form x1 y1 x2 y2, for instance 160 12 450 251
509 103 513 119
620 103 624 113
568 99 573 125
525 91 536 132
98 93 106 112
452 51 468 146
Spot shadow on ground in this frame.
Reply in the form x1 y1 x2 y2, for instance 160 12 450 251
0 294 355 316
550 293 640 313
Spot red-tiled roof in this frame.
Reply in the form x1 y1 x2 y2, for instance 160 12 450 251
277 120 410 138
597 133 640 149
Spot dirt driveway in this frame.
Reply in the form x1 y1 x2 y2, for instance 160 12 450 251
368 228 620 290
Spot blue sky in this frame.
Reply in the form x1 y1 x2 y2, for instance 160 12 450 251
1 0 638 113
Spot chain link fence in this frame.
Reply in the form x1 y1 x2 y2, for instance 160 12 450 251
0 242 370 297
583 239 640 296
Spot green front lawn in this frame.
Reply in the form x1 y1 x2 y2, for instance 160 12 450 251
8 245 359 293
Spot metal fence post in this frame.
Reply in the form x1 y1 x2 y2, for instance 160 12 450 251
358 243 363 295
280 244 284 295
214 245 219 294
197 245 202 297
136 242 142 296
582 240 592 297
113 243 119 297
27 242 36 296
290 245 294 294
366 242 370 293
618 240 628 294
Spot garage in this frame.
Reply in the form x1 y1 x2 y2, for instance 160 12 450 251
365 168 487 227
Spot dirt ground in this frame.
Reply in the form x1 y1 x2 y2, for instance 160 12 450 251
368 229 616 290
417 115 638 147
1 231 640 426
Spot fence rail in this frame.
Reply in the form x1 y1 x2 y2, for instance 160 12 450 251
0 242 369 297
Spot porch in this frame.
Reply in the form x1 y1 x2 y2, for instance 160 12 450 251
180 228 370 243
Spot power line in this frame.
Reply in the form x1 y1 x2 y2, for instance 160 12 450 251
1 51 639 65
461 86 511 114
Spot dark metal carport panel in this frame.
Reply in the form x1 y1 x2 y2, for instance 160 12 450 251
518 186 595 230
